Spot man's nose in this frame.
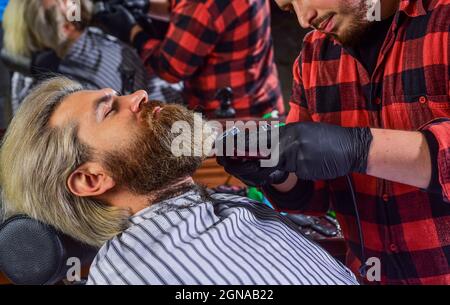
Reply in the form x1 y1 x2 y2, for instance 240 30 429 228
298 8 318 28
128 90 149 113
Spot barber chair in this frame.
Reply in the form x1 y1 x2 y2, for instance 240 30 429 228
0 215 97 285
1 48 62 78
0 49 32 77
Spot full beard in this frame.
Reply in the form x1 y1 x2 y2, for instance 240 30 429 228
100 102 208 197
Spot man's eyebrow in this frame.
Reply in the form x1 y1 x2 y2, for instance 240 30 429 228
93 91 119 121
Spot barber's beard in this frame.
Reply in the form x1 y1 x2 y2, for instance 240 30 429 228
331 0 372 47
101 102 205 197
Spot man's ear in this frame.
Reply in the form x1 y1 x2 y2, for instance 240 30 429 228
67 162 116 197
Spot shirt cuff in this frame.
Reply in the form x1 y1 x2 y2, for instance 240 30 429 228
422 130 442 194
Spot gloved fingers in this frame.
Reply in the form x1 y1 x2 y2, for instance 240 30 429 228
123 0 150 12
267 170 290 185
216 157 261 175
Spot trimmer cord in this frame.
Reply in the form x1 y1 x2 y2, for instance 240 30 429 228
345 174 369 278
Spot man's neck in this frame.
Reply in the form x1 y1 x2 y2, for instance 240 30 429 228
103 176 196 216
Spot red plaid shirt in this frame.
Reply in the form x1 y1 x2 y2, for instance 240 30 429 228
139 0 284 118
266 0 450 284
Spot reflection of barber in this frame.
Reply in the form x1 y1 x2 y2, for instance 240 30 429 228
0 0 10 128
3 0 182 110
3 0 146 107
99 0 285 118
219 0 450 285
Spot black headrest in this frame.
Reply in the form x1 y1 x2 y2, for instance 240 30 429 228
0 215 97 285
0 49 32 76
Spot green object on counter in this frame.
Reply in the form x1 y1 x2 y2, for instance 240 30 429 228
261 110 286 127
262 110 279 119
247 187 264 203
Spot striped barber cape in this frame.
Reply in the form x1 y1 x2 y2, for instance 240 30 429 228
87 188 358 285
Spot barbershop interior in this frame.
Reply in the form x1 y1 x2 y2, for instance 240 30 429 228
0 0 448 287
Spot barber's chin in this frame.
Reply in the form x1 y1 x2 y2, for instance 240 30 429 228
330 29 359 47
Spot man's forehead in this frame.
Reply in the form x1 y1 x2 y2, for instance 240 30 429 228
49 90 95 128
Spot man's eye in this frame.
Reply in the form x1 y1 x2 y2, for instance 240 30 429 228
104 99 118 118
106 109 115 117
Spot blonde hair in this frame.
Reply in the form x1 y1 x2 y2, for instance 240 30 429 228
3 0 93 57
0 77 129 247
2 0 29 56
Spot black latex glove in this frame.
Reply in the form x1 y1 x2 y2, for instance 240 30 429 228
276 122 373 180
122 0 150 14
137 16 170 40
216 126 289 187
122 0 170 40
122 0 168 38
217 157 289 187
95 5 137 43
217 122 373 185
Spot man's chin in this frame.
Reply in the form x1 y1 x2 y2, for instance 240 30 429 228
328 25 369 47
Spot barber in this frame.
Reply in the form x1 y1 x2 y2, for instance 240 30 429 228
218 0 450 285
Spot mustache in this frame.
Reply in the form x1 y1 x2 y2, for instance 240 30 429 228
140 101 166 124
141 100 165 115
311 13 335 30
139 101 198 136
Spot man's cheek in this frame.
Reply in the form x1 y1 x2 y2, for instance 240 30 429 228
312 0 345 10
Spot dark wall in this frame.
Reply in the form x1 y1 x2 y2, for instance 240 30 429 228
270 2 310 109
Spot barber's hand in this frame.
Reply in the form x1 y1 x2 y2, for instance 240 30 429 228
122 0 150 14
277 122 373 180
96 5 137 43
217 157 289 187
216 125 289 187
122 0 154 35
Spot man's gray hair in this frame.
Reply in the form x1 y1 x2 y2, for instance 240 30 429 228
0 77 129 247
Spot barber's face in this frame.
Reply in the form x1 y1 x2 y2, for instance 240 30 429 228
51 89 202 194
275 0 371 45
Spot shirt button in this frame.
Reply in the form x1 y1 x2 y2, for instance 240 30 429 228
389 243 399 253
419 96 428 104
374 97 382 105
382 193 389 202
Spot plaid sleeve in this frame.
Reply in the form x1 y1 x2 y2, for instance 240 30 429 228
263 54 330 216
286 55 314 124
420 118 450 203
139 1 220 83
